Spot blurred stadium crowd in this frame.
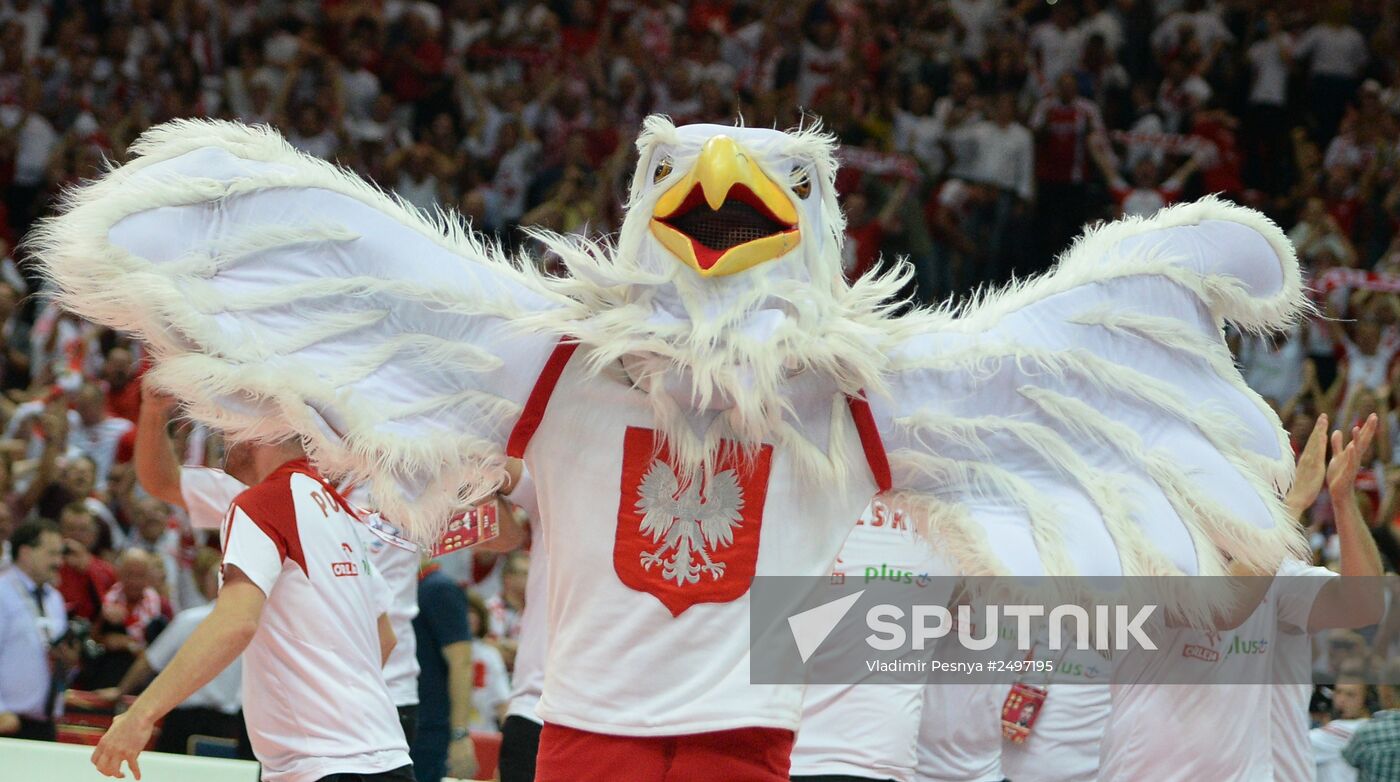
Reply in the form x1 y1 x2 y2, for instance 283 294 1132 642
1 0 1400 778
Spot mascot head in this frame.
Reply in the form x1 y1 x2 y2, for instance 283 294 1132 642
530 116 916 482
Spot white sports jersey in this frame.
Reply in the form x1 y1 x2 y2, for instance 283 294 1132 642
145 603 242 714
521 355 881 735
221 459 410 782
505 470 547 724
191 466 421 707
1101 566 1328 782
1271 559 1337 782
914 575 1015 782
1000 638 1111 782
181 466 247 532
916 684 1012 782
791 499 949 782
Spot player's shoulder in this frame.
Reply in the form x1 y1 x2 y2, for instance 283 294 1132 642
228 464 326 540
231 468 297 514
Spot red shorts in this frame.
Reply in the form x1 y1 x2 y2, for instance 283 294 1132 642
535 723 794 782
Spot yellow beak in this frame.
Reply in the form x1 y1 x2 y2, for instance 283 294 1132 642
649 135 801 277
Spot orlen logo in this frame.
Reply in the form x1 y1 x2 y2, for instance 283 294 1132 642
331 543 360 577
1182 644 1220 662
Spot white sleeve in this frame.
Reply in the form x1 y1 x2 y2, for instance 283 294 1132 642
144 609 202 671
222 505 286 597
181 467 248 530
370 559 392 616
1273 560 1337 633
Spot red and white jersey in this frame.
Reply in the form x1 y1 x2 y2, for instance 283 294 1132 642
516 352 882 735
791 499 950 782
221 459 410 782
192 466 421 707
505 470 548 724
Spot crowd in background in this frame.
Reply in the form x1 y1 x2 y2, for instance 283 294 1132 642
1 0 1400 773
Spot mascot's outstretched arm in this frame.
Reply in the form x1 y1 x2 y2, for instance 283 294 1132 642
875 197 1308 583
29 119 568 543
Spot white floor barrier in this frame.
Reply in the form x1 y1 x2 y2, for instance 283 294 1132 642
0 738 260 781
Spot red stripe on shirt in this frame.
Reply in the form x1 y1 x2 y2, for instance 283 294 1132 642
506 338 579 458
228 459 310 576
846 392 892 493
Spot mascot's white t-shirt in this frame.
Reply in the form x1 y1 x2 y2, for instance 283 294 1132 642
522 354 880 735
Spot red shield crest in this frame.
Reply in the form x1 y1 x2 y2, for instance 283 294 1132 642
614 426 773 616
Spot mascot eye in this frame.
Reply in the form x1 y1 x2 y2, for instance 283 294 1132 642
653 158 673 183
791 167 812 199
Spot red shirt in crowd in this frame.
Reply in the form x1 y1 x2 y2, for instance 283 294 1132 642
1191 115 1243 196
58 557 119 622
1032 97 1103 184
104 377 143 423
101 582 172 644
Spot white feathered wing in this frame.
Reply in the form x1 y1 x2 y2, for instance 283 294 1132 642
28 119 569 543
875 197 1308 585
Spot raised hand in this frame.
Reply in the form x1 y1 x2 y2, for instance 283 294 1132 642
1285 414 1329 519
1329 414 1379 495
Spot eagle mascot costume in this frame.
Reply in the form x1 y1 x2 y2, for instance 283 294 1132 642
31 117 1306 775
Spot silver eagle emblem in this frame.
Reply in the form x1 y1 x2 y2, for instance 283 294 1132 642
634 460 746 585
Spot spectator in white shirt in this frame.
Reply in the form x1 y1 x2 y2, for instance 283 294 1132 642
937 70 985 183
966 92 1036 203
952 0 1002 60
1151 0 1234 61
1244 11 1293 191
1295 6 1369 141
1078 0 1125 55
68 384 134 493
963 92 1035 286
1029 3 1085 90
892 83 945 177
123 495 183 607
